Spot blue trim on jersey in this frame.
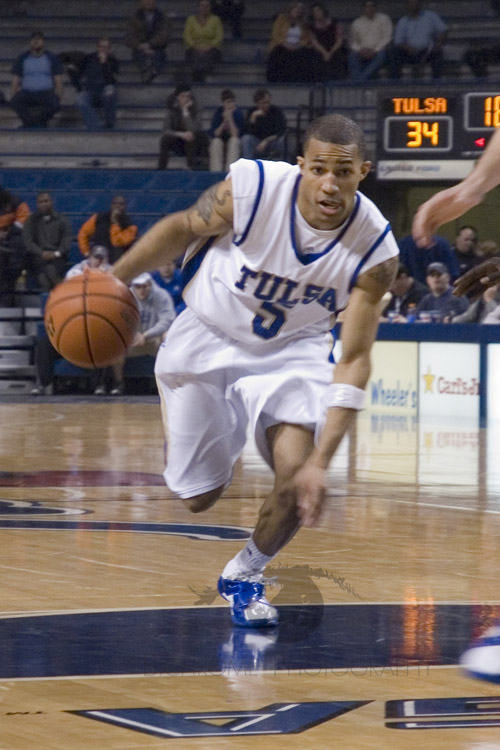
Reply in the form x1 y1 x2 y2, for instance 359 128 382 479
181 237 215 289
328 327 337 363
233 160 265 246
290 177 361 265
348 223 393 292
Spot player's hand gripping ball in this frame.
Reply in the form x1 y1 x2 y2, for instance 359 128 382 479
44 268 140 368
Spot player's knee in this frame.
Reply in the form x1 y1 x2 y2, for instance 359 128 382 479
183 486 224 513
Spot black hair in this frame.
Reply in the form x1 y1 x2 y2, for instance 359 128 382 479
253 88 270 103
173 84 191 97
303 113 366 160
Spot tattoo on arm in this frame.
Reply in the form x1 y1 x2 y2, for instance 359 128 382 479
366 256 398 291
194 184 231 226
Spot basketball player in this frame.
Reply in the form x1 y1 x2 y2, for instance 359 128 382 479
112 114 399 628
413 128 500 683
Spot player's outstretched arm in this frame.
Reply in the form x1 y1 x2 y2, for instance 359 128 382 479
413 126 500 248
112 180 234 285
296 255 398 527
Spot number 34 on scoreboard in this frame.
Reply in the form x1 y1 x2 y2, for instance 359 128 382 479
377 92 500 179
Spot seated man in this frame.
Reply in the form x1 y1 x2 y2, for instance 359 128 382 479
102 273 176 396
452 225 480 277
398 233 460 284
77 37 119 131
208 88 245 172
22 191 73 291
348 0 393 82
416 262 469 322
390 0 447 79
240 89 287 161
77 195 138 263
158 85 208 170
381 262 428 321
10 31 64 128
125 0 168 83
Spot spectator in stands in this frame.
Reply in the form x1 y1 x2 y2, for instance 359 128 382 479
398 233 460 284
348 0 393 82
152 259 186 315
452 284 500 323
212 0 245 39
66 244 111 279
77 37 119 131
0 187 30 228
125 0 168 84
22 191 72 292
105 273 176 396
266 2 314 83
390 0 447 80
183 0 224 83
0 220 26 306
208 88 245 172
381 262 428 321
77 195 138 263
31 246 112 396
240 88 287 161
416 262 469 321
452 225 480 276
158 85 209 170
309 3 348 82
10 31 64 128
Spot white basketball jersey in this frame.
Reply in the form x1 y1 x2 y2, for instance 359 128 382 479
181 159 399 345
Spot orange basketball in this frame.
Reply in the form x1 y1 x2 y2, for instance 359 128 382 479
44 268 140 368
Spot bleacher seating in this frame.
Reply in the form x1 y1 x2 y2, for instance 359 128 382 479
0 1 499 167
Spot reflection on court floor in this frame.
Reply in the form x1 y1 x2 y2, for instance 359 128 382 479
0 401 499 749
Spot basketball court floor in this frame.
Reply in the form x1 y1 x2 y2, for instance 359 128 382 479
1 396 499 749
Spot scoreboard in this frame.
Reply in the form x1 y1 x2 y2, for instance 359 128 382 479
376 92 500 180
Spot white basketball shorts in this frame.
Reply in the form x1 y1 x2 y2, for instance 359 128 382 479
155 308 334 498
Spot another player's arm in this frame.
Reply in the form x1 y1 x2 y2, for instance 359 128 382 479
296 255 398 527
111 180 234 285
413 126 500 248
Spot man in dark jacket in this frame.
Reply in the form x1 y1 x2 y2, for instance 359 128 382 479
22 191 72 291
382 262 428 320
125 0 168 83
240 89 287 161
158 85 209 170
77 195 138 263
77 37 119 130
